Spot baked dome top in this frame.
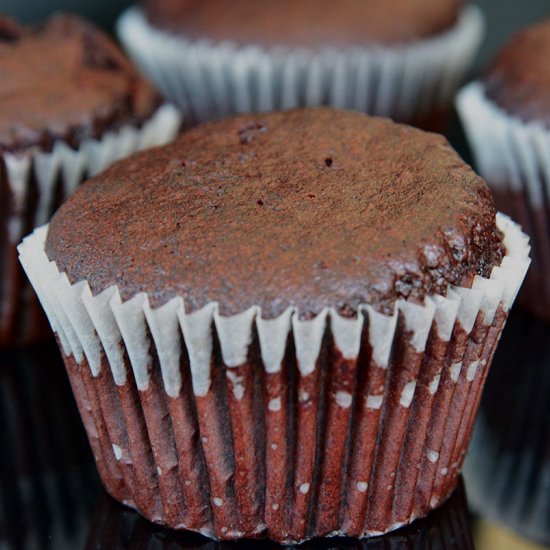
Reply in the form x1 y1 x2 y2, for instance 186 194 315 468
0 14 159 152
141 0 464 48
46 108 502 318
483 18 550 126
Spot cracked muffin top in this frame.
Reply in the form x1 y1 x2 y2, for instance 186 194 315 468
46 108 502 318
0 14 160 153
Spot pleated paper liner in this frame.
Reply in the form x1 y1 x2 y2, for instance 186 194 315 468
117 5 484 130
85 479 473 549
1 104 182 347
18 213 530 544
457 83 550 322
464 311 550 546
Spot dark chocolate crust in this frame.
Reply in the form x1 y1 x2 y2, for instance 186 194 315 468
141 0 464 48
46 108 502 319
0 14 160 153
483 18 550 126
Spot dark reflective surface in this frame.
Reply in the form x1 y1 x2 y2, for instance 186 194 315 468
0 344 99 550
85 482 473 550
464 311 550 546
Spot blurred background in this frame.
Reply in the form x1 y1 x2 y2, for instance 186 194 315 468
0 1 549 549
1 0 549 73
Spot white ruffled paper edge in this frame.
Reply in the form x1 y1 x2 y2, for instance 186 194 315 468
457 82 550 209
4 104 182 243
18 214 530 401
117 5 484 123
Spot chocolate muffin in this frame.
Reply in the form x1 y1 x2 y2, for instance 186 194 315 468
483 20 550 127
118 0 484 130
457 18 550 322
19 108 529 543
142 0 463 47
0 14 181 346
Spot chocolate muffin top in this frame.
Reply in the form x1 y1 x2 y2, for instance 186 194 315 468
46 108 502 319
483 18 550 126
141 0 464 48
0 14 160 153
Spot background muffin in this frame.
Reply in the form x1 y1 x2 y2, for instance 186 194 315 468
19 108 529 543
117 0 484 131
457 18 550 322
0 14 181 346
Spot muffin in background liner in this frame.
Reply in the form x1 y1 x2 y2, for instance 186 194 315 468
85 479 473 549
0 14 183 348
463 310 550 546
17 212 529 545
456 83 550 321
1 104 181 347
117 4 484 130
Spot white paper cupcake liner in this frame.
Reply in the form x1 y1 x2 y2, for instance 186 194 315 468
1 104 182 346
117 5 484 128
457 83 550 320
18 213 529 543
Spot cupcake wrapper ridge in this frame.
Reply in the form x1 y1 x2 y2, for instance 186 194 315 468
1 104 182 345
117 6 484 127
457 83 550 319
17 214 530 543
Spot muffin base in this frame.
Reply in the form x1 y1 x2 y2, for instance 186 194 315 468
1 104 181 347
85 479 474 549
117 5 484 129
18 214 529 543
